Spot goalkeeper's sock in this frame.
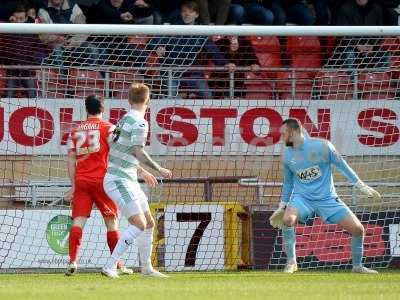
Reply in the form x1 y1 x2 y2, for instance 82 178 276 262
282 226 296 264
105 225 143 270
137 227 154 271
107 230 123 269
352 234 364 267
69 226 82 263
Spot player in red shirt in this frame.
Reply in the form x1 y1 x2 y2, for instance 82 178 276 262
65 95 132 276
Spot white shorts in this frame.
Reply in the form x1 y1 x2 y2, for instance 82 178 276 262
103 174 149 219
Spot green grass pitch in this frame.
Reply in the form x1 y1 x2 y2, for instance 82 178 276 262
1 271 400 300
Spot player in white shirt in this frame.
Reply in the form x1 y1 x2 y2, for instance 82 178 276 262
102 83 172 278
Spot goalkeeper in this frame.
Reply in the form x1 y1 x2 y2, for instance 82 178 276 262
270 118 381 274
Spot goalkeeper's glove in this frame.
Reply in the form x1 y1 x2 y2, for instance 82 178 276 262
355 181 381 200
269 202 286 229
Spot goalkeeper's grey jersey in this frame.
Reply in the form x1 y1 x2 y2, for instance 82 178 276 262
107 109 148 181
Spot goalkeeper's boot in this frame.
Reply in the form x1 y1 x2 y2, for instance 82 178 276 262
65 261 77 276
101 267 120 279
352 266 378 274
118 265 134 275
283 262 298 274
142 267 169 278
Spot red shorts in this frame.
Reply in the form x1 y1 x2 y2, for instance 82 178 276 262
72 179 118 219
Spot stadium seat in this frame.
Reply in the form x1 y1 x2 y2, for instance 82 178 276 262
383 38 400 79
315 71 354 100
276 71 313 100
109 71 144 99
247 36 282 78
36 69 68 99
357 71 395 100
248 36 281 53
68 69 105 98
287 36 321 54
244 71 274 100
287 36 321 76
0 68 6 97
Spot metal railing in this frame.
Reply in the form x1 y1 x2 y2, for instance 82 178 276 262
0 65 398 100
0 176 254 207
239 178 400 206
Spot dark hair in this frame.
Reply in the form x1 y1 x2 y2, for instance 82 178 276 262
282 118 301 130
181 1 200 14
13 4 27 14
85 95 104 115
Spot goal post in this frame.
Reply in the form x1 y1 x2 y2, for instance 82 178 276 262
0 24 399 272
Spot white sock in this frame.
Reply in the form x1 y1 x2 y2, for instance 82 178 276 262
137 227 153 271
105 225 143 270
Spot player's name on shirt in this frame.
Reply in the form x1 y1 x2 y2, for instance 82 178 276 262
77 123 100 131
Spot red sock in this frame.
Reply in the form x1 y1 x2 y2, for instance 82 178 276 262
107 230 123 268
69 226 83 263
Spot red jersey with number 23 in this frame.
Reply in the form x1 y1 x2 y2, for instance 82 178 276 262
68 117 115 182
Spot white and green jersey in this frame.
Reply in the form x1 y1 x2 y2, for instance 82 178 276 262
107 109 148 181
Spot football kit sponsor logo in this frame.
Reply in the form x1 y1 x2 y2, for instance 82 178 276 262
296 165 322 183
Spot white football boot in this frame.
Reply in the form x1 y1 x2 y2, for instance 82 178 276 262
283 262 298 274
141 267 169 278
65 262 77 276
101 267 120 279
118 265 134 275
352 266 378 274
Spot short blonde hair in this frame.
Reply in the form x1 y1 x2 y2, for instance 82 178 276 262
128 83 150 105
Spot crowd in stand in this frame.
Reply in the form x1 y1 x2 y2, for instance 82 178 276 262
0 0 398 99
0 0 399 26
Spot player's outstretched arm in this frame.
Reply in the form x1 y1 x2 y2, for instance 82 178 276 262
133 146 172 179
328 142 381 200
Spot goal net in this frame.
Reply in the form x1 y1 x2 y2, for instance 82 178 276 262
0 24 399 272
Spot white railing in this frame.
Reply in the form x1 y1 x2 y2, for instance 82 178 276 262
1 24 400 36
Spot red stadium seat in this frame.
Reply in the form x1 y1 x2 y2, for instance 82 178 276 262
68 69 104 98
287 36 321 54
383 38 400 79
244 71 274 100
36 69 68 98
110 71 144 99
0 68 6 97
276 71 313 100
247 36 282 78
357 71 395 100
248 36 281 53
315 71 354 100
287 37 321 76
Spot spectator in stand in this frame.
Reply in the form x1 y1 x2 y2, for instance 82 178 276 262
89 0 155 67
310 0 331 25
0 0 38 21
229 0 274 25
4 4 46 98
375 0 400 25
151 1 234 98
38 0 100 68
94 0 154 24
262 0 314 25
196 0 231 24
151 0 181 24
212 36 259 97
329 0 387 69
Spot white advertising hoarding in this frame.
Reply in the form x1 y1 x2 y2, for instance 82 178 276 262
0 99 399 155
